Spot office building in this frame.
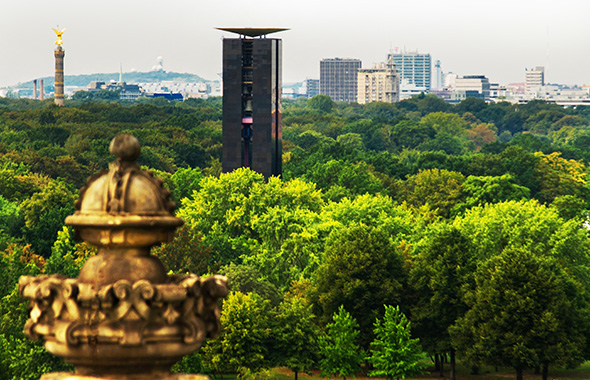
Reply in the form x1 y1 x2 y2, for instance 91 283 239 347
320 58 362 102
306 79 319 98
454 75 490 101
218 27 286 179
388 50 431 90
525 66 544 93
357 57 399 104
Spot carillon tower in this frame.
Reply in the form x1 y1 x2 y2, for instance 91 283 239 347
52 26 65 106
218 27 287 179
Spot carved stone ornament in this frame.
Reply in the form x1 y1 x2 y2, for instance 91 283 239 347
19 134 228 380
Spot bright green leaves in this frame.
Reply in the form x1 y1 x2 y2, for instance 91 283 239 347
318 306 363 380
368 305 426 380
201 291 271 375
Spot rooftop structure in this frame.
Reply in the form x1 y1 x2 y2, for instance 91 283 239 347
216 27 289 38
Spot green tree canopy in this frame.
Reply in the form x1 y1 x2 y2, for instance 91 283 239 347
450 248 588 380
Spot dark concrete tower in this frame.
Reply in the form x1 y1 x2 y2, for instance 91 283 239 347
218 28 287 179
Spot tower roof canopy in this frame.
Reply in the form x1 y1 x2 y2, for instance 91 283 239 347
216 27 289 37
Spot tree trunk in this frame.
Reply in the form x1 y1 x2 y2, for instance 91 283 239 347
434 355 440 372
516 367 523 380
542 362 549 380
439 354 445 377
294 371 298 380
450 348 456 380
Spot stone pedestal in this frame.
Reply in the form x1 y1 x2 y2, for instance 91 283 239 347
41 373 209 380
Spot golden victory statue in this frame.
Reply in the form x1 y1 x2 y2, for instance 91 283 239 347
52 26 65 46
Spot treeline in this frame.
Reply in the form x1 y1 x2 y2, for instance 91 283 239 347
2 95 590 380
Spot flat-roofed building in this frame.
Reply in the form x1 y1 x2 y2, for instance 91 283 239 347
388 50 431 90
455 75 490 101
320 58 362 102
306 78 319 98
525 66 544 93
219 27 286 179
357 57 399 104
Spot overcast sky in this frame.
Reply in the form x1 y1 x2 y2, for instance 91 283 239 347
1 0 589 88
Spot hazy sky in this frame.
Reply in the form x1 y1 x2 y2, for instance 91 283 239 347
2 0 589 88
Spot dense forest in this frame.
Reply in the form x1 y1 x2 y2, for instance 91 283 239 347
2 94 590 380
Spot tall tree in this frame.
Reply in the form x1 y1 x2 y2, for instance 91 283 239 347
314 223 405 349
201 291 271 376
409 223 475 379
367 305 426 380
450 248 587 380
273 295 319 380
318 306 363 380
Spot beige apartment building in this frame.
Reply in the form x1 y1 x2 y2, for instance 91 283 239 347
357 58 400 104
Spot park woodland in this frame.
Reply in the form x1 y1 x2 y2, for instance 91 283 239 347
2 94 590 380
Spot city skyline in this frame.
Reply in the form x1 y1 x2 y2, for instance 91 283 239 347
2 0 590 89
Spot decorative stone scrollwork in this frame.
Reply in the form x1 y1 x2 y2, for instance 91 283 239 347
20 274 227 354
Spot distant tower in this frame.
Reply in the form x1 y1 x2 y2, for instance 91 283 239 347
434 60 443 89
33 79 38 100
52 26 66 106
217 27 287 179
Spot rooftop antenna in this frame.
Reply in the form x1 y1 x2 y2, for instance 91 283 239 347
119 63 123 83
545 24 549 84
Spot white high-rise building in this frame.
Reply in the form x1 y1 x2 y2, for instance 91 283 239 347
525 67 545 93
388 50 432 90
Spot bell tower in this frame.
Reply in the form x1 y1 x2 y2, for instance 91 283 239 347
218 28 287 179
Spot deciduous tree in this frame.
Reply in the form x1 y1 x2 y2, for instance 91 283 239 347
318 306 363 380
368 305 425 380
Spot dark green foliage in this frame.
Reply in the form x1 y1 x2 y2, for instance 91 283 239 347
151 224 213 275
21 180 76 258
315 224 405 349
307 95 334 113
72 89 120 102
450 248 587 379
219 263 282 307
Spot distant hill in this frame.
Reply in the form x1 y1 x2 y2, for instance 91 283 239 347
9 71 212 90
